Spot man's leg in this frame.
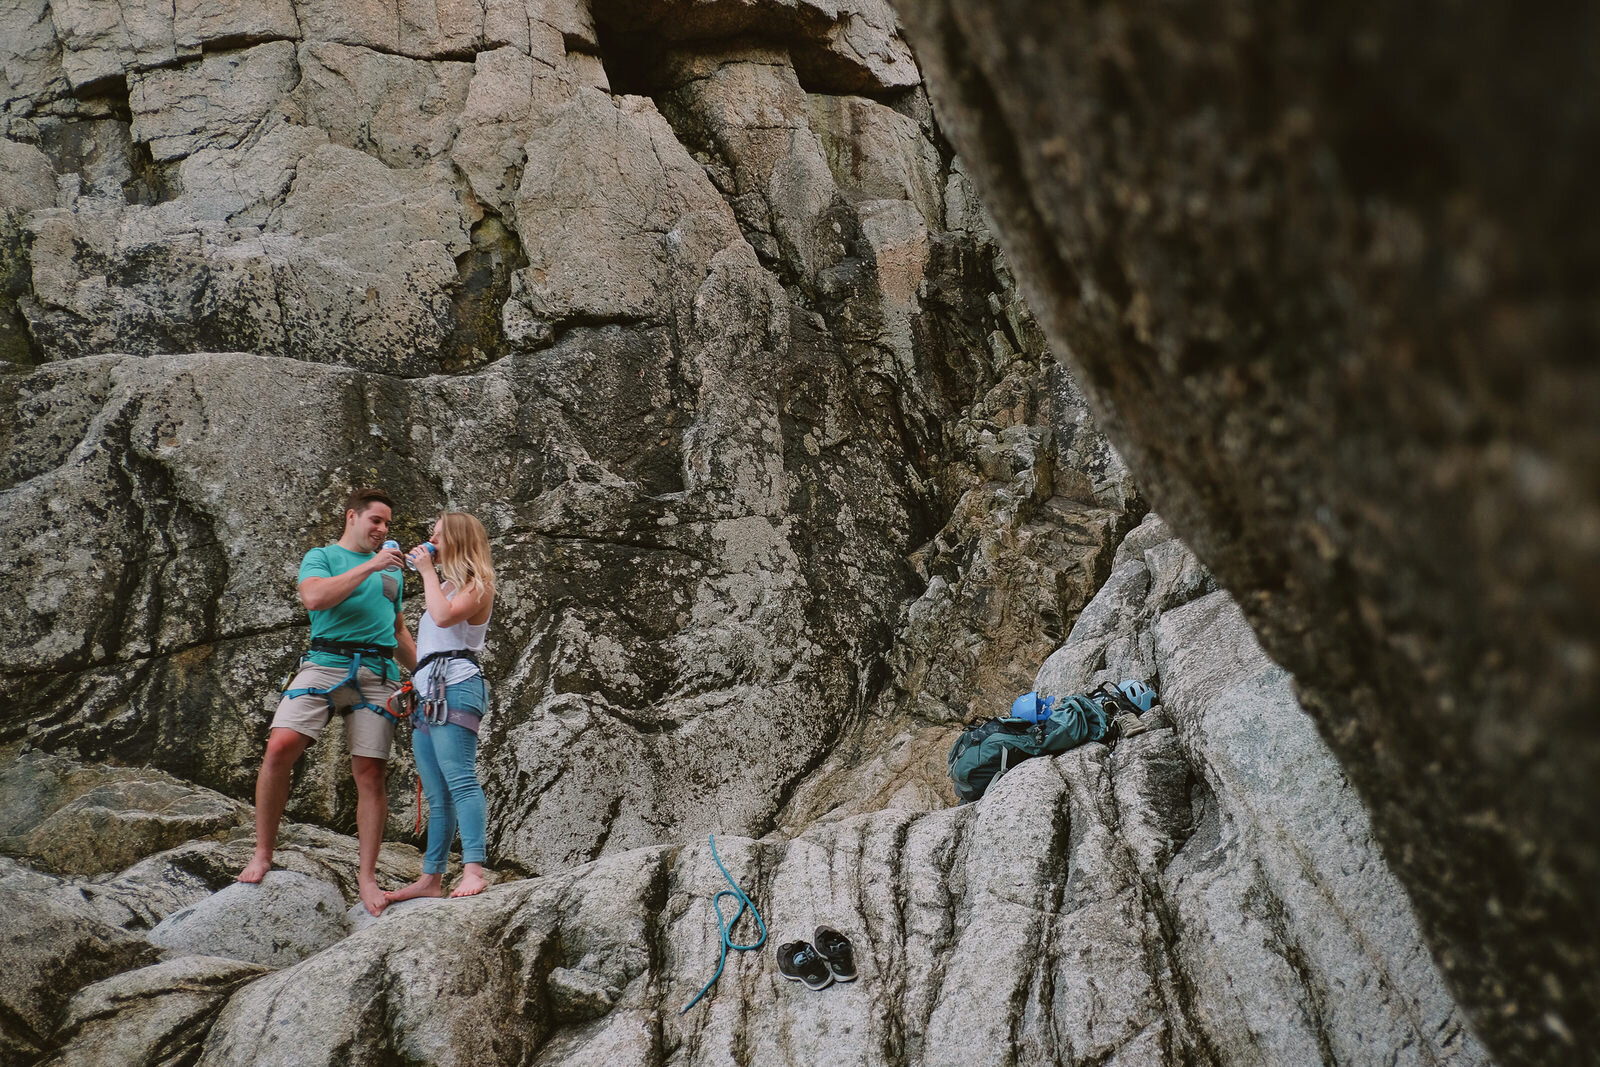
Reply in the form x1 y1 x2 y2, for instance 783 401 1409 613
351 754 390 916
238 727 313 882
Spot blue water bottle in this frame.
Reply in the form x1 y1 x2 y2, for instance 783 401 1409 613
405 542 437 570
381 539 401 571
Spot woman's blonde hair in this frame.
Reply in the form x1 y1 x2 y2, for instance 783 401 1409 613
434 511 495 601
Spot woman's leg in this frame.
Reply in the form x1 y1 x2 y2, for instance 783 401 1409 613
429 703 488 896
384 723 453 902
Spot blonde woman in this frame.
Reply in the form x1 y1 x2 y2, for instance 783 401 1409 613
386 512 496 901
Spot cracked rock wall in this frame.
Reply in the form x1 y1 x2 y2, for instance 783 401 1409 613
0 0 1110 879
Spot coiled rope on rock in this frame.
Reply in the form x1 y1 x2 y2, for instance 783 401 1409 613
680 833 767 1014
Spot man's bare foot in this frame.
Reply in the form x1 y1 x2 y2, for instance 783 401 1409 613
450 865 489 898
237 854 272 883
358 878 389 917
384 874 444 904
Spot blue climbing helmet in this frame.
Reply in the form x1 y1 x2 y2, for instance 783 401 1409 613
1010 691 1057 723
1116 679 1156 712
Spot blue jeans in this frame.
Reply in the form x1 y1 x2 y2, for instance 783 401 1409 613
412 675 488 873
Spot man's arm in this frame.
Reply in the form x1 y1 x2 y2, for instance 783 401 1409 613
299 556 392 614
394 612 417 672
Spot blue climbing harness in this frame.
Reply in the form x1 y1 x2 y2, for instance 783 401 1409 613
680 833 767 1014
282 639 401 724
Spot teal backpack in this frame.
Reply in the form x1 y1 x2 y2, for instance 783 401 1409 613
947 692 1111 804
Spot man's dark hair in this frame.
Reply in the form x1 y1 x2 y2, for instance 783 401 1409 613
343 487 394 516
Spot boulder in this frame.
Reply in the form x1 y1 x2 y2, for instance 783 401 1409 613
146 870 349 967
0 859 159 1063
0 749 249 877
43 954 269 1067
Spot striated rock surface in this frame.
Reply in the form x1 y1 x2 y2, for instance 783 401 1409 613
0 0 1535 1063
892 1 1600 1061
1 516 1489 1065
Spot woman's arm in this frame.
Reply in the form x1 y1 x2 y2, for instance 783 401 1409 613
411 545 489 628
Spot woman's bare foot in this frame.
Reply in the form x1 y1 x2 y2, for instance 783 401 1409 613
449 863 489 898
237 853 272 883
384 874 444 904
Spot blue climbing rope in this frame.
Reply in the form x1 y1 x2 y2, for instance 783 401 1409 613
679 833 767 1014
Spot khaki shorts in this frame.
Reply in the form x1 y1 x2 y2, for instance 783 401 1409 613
271 662 399 760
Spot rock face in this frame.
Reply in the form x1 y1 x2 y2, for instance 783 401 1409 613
891 2 1600 1062
0 0 1532 1063
0 0 1083 880
2 517 1490 1065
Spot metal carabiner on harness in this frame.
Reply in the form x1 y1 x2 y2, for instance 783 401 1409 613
422 664 450 725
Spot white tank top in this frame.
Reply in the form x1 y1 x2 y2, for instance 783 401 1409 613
414 584 489 691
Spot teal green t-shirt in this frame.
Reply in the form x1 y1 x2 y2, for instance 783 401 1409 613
298 544 403 681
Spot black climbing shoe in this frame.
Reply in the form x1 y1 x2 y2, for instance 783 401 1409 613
776 940 834 990
813 926 857 982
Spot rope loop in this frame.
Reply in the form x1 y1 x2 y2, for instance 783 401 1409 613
679 833 767 1014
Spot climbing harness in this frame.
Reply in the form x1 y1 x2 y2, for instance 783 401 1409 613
680 833 767 1014
413 649 483 730
281 639 401 723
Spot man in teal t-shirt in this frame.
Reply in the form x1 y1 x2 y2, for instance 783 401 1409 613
237 487 418 917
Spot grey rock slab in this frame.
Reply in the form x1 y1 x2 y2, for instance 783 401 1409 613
1154 591 1488 1066
21 142 474 367
272 143 472 258
48 0 199 89
656 49 838 278
0 1 70 134
344 892 448 933
511 88 743 323
0 138 56 211
291 41 474 169
1034 557 1152 695
807 92 944 229
199 847 668 1066
0 858 160 1063
172 0 299 50
44 954 270 1067
146 870 350 968
174 120 331 224
94 825 425 932
0 749 249 877
127 41 299 162
294 0 552 60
